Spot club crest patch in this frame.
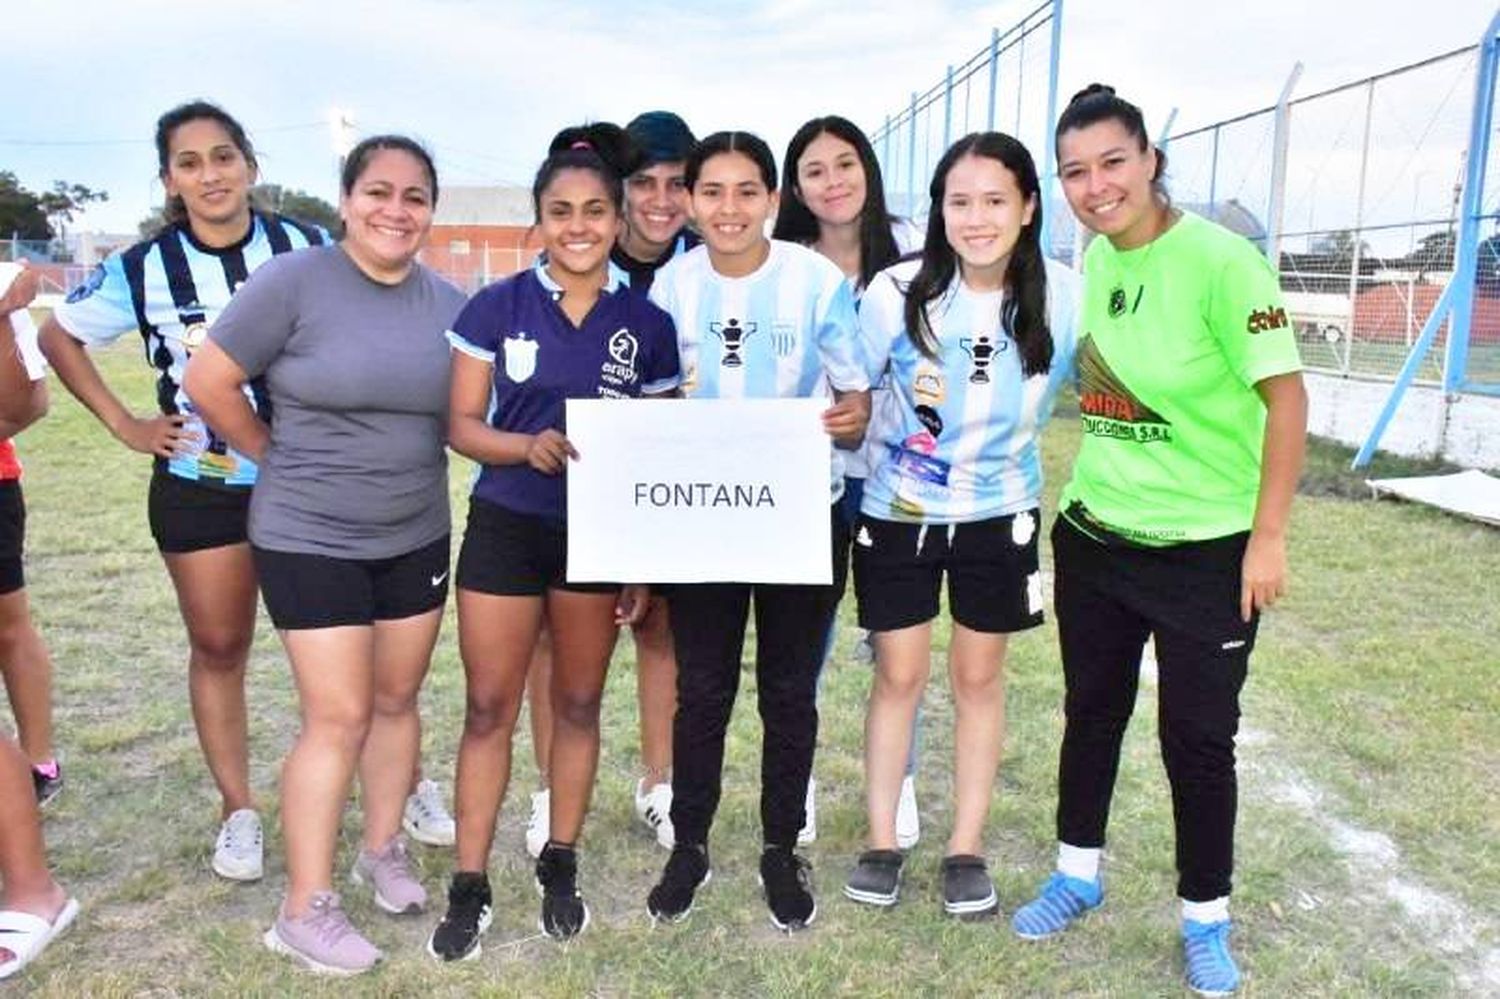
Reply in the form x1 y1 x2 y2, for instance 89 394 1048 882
66 264 107 304
503 333 538 383
770 322 797 358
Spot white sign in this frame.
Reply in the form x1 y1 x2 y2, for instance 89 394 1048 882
566 398 831 584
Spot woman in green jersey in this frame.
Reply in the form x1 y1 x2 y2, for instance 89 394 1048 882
1010 85 1306 999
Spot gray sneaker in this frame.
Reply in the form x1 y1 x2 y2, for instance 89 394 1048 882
351 836 427 915
263 892 381 976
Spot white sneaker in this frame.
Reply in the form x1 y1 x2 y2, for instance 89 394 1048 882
525 788 550 859
213 808 264 881
896 774 921 849
634 778 675 849
797 778 817 846
403 778 456 847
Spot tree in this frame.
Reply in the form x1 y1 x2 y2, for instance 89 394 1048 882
137 206 168 238
0 172 58 240
137 185 342 239
0 173 108 244
38 181 107 239
1311 228 1370 263
253 185 341 237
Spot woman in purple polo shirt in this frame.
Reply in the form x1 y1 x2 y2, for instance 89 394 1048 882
428 123 680 958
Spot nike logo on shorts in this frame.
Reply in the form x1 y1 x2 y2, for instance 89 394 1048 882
431 571 448 587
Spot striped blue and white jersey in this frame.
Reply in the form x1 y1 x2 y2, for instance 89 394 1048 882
860 256 1080 524
52 212 326 487
648 239 872 500
609 229 701 294
845 217 925 479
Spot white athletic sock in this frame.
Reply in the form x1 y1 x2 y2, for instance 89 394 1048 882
1181 896 1230 924
1056 843 1101 882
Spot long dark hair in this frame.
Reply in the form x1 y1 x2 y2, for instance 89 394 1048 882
154 101 257 225
902 132 1052 377
1055 83 1169 203
534 121 638 218
772 116 902 289
685 131 777 191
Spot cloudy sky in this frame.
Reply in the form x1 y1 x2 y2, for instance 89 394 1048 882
4 0 1496 234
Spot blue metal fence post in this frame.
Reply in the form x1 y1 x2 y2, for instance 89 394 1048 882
907 92 919 219
1208 126 1221 213
1355 8 1500 465
1443 9 1500 394
986 27 1000 130
1040 0 1065 257
881 115 892 202
943 65 955 148
1265 64 1303 265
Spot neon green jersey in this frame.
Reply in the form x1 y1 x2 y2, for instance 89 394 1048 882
1060 211 1302 544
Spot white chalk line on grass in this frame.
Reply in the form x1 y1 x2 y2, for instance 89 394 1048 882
1132 641 1500 994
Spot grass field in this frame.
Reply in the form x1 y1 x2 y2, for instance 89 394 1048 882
4 342 1498 996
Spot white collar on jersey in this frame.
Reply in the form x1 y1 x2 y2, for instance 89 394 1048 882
532 255 626 296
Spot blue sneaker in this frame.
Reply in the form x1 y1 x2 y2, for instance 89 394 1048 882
1010 872 1103 940
1182 919 1241 996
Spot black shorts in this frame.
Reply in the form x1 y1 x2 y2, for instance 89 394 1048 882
0 480 24 595
853 508 1044 634
252 534 451 630
456 498 618 597
148 467 251 554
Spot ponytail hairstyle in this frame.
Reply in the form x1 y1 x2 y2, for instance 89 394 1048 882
772 115 903 289
154 100 258 226
901 132 1053 377
685 131 778 192
534 122 639 218
1055 83 1169 204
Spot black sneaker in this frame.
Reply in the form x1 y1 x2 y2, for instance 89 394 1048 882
941 854 998 919
843 849 904 907
32 763 62 808
759 846 816 931
536 842 590 940
427 871 493 962
647 844 711 923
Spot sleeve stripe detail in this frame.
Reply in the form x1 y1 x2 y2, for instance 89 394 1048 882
446 330 495 363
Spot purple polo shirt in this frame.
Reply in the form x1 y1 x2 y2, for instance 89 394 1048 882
447 260 680 521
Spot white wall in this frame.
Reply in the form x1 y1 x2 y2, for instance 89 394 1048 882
1306 372 1500 470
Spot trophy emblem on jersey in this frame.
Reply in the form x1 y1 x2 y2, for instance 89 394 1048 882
503 333 539 383
182 321 210 355
960 334 1002 384
710 318 756 368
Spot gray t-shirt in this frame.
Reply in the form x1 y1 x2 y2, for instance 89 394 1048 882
210 245 467 558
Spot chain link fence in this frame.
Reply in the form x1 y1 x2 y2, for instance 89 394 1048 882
868 1 1065 256
1164 46 1482 385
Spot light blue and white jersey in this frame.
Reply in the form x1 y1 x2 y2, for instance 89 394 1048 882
845 217 925 479
648 239 872 500
861 256 1080 524
52 212 326 487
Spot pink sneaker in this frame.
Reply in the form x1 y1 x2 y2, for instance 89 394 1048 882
263 892 381 976
351 836 427 915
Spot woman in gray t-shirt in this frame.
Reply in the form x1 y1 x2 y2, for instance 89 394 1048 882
186 135 466 976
